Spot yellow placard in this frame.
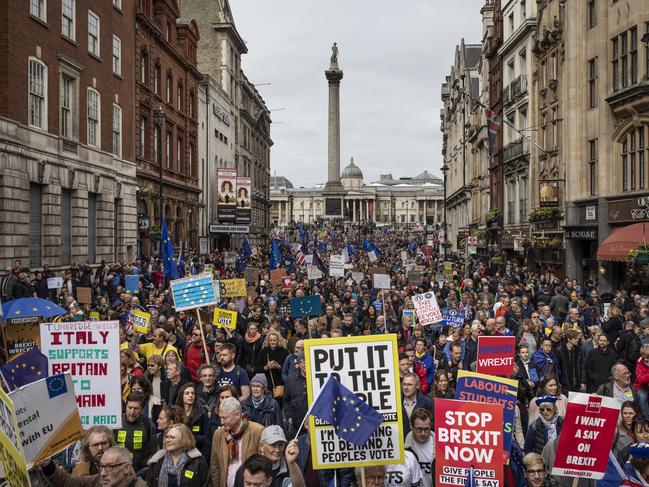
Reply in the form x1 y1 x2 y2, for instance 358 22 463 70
89 311 100 321
0 389 30 487
220 278 247 298
129 309 151 334
213 308 238 330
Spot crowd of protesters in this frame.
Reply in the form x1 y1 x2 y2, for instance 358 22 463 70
4 219 649 486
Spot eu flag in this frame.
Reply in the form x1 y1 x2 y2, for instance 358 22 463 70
270 239 282 270
290 295 322 318
310 376 383 446
0 347 48 390
407 241 417 253
177 250 186 278
161 220 179 279
46 373 67 398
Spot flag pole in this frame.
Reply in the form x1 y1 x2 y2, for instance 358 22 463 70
293 374 332 440
360 467 367 487
195 309 211 364
381 290 388 334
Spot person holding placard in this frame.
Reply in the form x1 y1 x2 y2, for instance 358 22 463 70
524 396 564 454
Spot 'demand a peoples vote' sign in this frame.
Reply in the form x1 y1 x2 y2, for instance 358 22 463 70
304 335 404 470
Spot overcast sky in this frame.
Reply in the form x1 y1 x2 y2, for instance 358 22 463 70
230 1 482 188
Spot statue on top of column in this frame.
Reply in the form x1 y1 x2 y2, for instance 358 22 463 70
330 42 339 64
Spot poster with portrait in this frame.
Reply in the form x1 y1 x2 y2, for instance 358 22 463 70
217 168 237 223
235 177 252 225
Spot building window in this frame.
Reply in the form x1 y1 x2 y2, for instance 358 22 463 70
631 129 637 190
612 37 619 91
153 124 160 163
189 143 194 177
588 58 597 108
166 73 172 103
166 21 173 42
588 139 597 196
621 32 628 88
189 92 194 118
87 88 100 147
139 117 146 158
622 140 629 192
112 36 121 75
621 126 649 192
166 131 172 169
113 0 121 9
62 0 74 39
60 74 76 139
552 108 558 148
28 58 47 129
140 51 148 83
630 27 638 84
507 181 516 224
519 177 527 222
177 136 183 173
88 10 100 56
112 104 122 157
551 53 558 80
587 0 596 29
154 64 160 94
177 82 183 111
641 128 646 189
30 0 46 22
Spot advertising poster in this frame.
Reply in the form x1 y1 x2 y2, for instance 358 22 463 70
305 335 404 469
412 292 443 326
435 398 504 487
455 370 518 462
217 168 237 223
3 317 40 360
476 336 516 377
0 387 29 487
552 393 621 479
8 374 84 469
235 176 252 225
213 308 237 330
40 321 121 429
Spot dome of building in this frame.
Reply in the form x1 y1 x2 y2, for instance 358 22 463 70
270 176 294 189
412 170 442 185
341 158 363 179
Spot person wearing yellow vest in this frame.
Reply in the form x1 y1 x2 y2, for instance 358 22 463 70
114 392 157 473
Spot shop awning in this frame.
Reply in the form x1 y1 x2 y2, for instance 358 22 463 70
596 222 649 261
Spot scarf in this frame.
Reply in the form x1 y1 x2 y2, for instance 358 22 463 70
251 395 264 409
415 350 425 359
225 416 249 463
539 413 559 443
245 331 261 344
159 451 190 487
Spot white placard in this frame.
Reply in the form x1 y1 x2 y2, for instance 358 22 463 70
400 251 408 262
329 255 345 277
368 250 378 262
373 273 391 289
412 292 443 325
307 266 323 281
47 277 63 289
351 271 364 283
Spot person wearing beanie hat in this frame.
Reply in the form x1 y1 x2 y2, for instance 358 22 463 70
241 373 283 430
623 442 649 484
251 373 268 389
525 393 563 455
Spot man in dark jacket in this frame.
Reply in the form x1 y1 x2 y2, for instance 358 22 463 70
13 272 35 298
556 329 583 395
401 373 434 438
532 337 561 381
113 393 157 473
585 334 618 392
614 320 642 376
283 352 308 437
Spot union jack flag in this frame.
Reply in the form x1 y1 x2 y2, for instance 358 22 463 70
296 250 306 266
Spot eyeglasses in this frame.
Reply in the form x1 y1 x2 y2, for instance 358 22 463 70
99 462 128 473
539 406 554 412
413 427 431 433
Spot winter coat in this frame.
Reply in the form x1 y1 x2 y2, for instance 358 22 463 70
524 416 564 454
585 347 618 392
556 344 583 392
602 316 624 345
241 394 284 429
210 420 263 487
254 346 289 388
401 391 434 438
146 447 211 487
634 357 649 391
531 349 561 381
283 372 308 427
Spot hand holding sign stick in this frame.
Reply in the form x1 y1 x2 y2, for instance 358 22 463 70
194 308 211 365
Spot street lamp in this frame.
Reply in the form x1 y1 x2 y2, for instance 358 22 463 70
441 163 449 256
154 106 166 227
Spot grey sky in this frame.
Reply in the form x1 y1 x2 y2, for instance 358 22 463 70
230 1 482 187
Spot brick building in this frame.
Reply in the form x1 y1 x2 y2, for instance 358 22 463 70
0 0 139 269
135 0 201 257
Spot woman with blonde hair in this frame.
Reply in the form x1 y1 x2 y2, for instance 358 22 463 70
603 303 624 344
255 330 289 404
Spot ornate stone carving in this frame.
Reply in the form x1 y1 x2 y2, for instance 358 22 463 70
95 174 101 192
38 160 46 183
116 181 122 198
69 167 76 187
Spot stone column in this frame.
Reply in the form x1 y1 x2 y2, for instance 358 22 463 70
324 64 344 191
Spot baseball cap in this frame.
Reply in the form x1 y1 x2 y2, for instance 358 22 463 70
260 425 287 444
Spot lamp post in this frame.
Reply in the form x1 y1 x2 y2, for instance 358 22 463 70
154 106 166 228
441 163 449 257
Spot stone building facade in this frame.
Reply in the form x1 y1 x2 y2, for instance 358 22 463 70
0 0 138 269
135 0 201 257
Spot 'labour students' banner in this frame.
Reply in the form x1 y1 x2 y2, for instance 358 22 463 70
552 393 621 479
412 292 442 325
455 370 518 462
0 387 29 486
435 398 504 487
40 321 121 429
304 334 404 469
476 336 516 376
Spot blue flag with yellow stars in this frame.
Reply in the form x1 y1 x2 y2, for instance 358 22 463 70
161 220 179 280
0 347 48 390
290 295 322 318
46 373 67 399
310 375 383 446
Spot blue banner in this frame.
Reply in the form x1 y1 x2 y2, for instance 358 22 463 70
170 275 218 311
125 275 139 294
442 308 465 328
290 295 322 318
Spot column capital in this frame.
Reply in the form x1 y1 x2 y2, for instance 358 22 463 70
325 69 344 85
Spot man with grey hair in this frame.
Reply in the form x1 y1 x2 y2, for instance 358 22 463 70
354 465 387 487
41 446 146 486
210 396 264 487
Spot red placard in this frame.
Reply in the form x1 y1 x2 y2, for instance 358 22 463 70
281 276 293 290
421 245 433 256
552 393 621 479
435 399 504 487
270 268 287 286
476 336 516 376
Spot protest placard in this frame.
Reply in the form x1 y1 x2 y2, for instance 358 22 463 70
270 268 288 285
305 335 404 469
9 373 84 469
281 277 293 290
129 309 151 334
291 296 322 318
170 275 218 311
477 336 516 376
40 321 121 429
125 275 139 294
77 287 92 304
0 387 29 487
369 266 387 276
368 251 378 262
421 245 433 256
455 370 518 462
307 266 323 281
329 255 345 277
244 267 260 285
204 263 214 274
3 317 40 360
220 278 247 298
435 398 504 487
351 271 364 283
400 251 408 262
213 308 237 330
407 270 423 285
224 251 238 265
412 292 442 325
441 308 465 328
402 309 416 325
552 393 621 479
443 262 454 279
47 277 63 289
373 273 391 289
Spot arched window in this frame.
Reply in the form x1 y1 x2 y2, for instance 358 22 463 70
621 124 648 192
28 57 48 129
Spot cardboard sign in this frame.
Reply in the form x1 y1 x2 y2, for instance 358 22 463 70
369 266 387 276
373 273 391 289
552 393 621 479
435 398 504 487
40 321 121 429
125 275 139 294
307 266 323 281
305 335 404 469
281 277 293 290
244 267 260 285
400 251 408 262
476 336 516 376
9 374 84 469
402 309 416 325
351 271 364 283
213 308 238 330
407 270 423 285
77 287 92 304
412 292 443 325
455 370 518 462
170 274 219 311
443 262 454 279
47 277 63 289
220 278 247 298
441 308 465 328
329 255 345 277
270 268 288 285
0 387 29 487
129 309 151 334
3 318 40 360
